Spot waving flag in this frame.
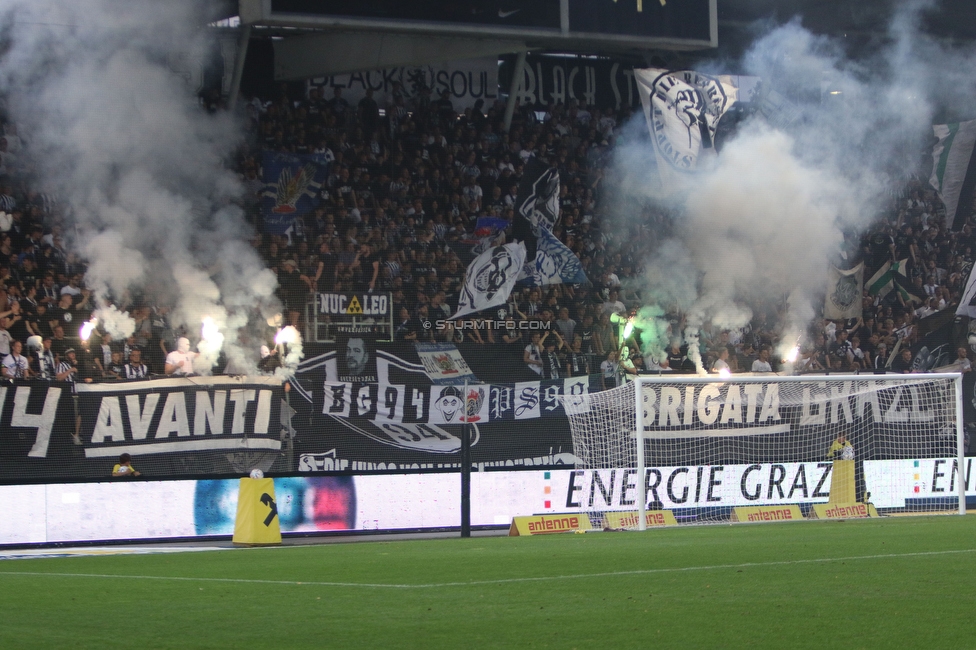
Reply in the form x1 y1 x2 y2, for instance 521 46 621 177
261 151 328 234
634 69 738 187
824 263 863 320
512 157 558 260
931 119 976 231
516 157 560 233
452 243 527 320
866 259 909 298
522 228 588 286
511 158 586 286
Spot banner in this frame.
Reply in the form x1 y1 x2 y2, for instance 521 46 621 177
415 342 476 385
452 242 526 320
290 344 582 472
312 376 592 424
76 377 284 458
499 55 759 111
634 69 738 184
335 325 377 383
317 292 391 317
0 378 289 485
931 119 976 231
308 57 497 112
824 263 863 320
260 151 328 234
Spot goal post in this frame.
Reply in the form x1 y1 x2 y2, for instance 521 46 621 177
567 373 966 528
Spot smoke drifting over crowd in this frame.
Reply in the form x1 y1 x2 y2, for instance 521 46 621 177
0 0 279 373
611 2 976 370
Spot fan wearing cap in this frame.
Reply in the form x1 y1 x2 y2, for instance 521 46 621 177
55 347 81 382
165 336 197 376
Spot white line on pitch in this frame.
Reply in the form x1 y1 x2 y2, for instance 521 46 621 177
0 548 973 589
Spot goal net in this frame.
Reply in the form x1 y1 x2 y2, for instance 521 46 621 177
565 374 965 529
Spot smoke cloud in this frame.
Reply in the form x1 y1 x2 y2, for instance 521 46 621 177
0 0 279 373
609 2 976 367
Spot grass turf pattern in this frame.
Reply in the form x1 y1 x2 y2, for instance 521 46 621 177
1 516 974 648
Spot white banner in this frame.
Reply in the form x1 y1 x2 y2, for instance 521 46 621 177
415 343 476 385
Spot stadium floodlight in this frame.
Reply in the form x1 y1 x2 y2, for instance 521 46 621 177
564 373 966 530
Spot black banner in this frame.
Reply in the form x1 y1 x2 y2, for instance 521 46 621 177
0 377 288 484
2 338 972 485
499 54 644 110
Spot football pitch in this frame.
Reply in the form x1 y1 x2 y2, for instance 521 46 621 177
2 516 974 649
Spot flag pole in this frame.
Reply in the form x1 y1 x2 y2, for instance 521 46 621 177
461 379 471 538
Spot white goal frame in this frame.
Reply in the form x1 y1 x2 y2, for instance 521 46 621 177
626 373 965 530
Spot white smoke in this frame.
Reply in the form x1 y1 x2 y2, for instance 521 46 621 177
0 0 278 372
608 3 976 357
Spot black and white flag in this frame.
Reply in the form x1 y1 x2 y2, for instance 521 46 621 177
931 119 976 231
451 242 527 320
516 157 560 234
634 69 738 186
512 158 587 286
512 158 557 261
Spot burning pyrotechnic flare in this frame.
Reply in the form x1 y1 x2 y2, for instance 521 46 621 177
274 325 304 378
201 317 220 343
194 316 225 373
79 318 98 342
622 318 635 341
274 325 300 347
717 367 731 379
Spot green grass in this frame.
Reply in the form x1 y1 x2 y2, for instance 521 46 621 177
2 516 975 649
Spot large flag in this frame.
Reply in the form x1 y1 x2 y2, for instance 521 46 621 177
634 69 738 186
931 119 976 231
866 259 909 298
511 158 587 287
824 263 863 320
451 243 527 320
261 152 328 235
516 157 560 233
956 263 976 319
512 157 559 260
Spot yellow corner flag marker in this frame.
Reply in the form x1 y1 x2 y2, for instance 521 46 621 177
232 477 282 546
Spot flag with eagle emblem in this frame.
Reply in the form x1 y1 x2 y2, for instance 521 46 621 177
261 151 328 234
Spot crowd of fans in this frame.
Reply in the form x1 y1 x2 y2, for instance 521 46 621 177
0 78 973 385
240 81 976 385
